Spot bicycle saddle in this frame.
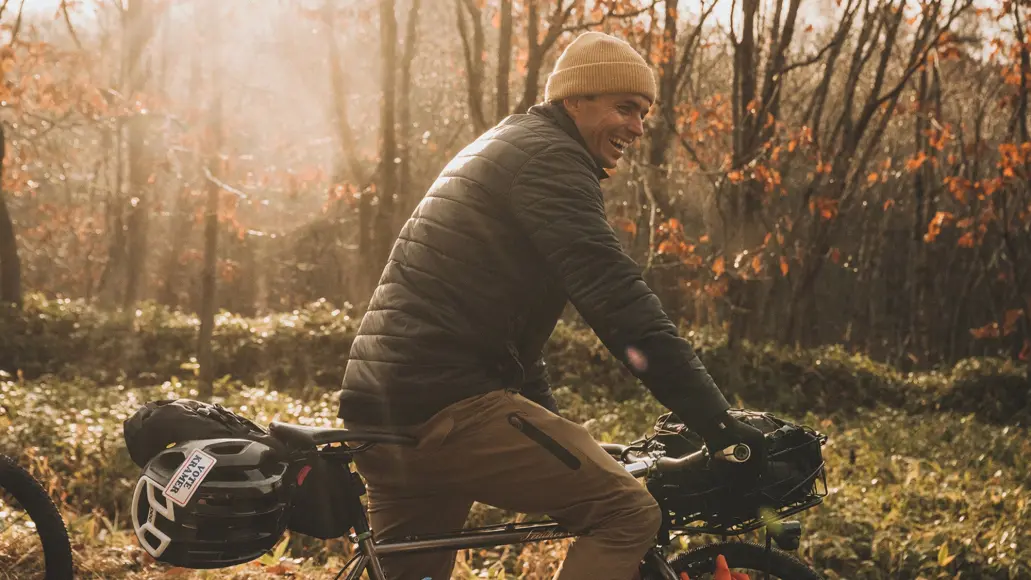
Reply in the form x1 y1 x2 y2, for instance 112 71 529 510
268 421 417 449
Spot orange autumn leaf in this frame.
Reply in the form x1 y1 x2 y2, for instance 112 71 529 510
923 211 954 243
867 172 879 184
884 199 896 211
970 322 1001 339
809 196 839 220
982 178 1001 196
1020 339 1031 361
957 232 976 247
712 256 726 277
727 170 745 183
699 234 710 243
830 248 842 264
611 218 637 237
751 254 762 274
905 151 928 171
779 256 789 276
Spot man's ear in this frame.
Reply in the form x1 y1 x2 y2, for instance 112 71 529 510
562 96 583 118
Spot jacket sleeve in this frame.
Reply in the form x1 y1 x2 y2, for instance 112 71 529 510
508 144 730 430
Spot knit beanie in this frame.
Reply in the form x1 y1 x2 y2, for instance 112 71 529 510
544 32 656 104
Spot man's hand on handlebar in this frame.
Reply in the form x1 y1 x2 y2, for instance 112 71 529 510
695 410 766 482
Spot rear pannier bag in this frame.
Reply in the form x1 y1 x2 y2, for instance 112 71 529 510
284 455 360 540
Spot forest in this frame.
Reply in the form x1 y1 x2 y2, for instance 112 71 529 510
0 0 1029 578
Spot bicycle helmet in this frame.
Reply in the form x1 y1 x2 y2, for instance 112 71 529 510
131 438 291 569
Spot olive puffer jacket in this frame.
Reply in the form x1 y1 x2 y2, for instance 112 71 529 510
337 103 730 429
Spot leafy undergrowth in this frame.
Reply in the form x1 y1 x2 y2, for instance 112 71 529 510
2 295 1029 424
1 378 1029 579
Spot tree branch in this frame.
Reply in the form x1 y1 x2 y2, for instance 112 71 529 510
60 0 84 50
560 0 661 35
782 36 841 75
8 0 25 47
674 0 720 97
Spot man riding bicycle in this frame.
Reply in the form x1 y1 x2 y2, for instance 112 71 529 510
338 31 765 580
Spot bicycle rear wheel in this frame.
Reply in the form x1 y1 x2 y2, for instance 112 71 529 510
666 541 822 580
0 454 74 579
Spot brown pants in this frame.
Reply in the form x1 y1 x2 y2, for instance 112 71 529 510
350 389 662 580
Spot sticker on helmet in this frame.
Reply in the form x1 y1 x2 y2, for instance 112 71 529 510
163 448 218 507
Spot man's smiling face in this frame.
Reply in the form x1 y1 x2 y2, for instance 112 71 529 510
562 93 650 169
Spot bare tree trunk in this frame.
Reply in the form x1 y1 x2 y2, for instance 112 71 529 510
123 0 154 308
323 0 374 298
909 64 931 362
375 0 399 268
638 0 679 263
198 2 223 400
496 0 512 122
159 33 202 308
1001 2 1031 367
0 0 26 309
96 120 127 304
397 0 421 224
725 0 764 351
455 0 488 134
0 126 21 308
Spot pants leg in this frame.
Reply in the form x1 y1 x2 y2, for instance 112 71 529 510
364 492 473 580
452 390 662 580
352 411 473 580
352 389 661 580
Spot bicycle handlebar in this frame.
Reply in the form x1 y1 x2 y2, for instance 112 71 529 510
603 442 752 478
622 449 709 477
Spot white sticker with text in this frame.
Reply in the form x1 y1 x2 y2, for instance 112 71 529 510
162 449 218 507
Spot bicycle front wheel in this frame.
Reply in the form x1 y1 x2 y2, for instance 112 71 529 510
0 454 74 579
667 541 823 580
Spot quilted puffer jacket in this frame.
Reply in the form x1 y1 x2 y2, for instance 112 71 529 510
338 103 730 429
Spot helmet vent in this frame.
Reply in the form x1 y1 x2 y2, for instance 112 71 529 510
141 529 163 547
207 469 250 482
208 441 248 455
156 451 186 471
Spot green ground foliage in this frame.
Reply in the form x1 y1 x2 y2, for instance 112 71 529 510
0 296 1028 578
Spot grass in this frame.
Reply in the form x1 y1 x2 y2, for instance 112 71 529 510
0 374 1028 579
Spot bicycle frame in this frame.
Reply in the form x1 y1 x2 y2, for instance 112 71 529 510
337 490 678 580
343 520 572 580
342 520 677 580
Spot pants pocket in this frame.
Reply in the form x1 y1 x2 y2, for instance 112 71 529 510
506 412 581 470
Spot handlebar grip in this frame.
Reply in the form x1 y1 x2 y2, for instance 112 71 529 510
654 449 708 472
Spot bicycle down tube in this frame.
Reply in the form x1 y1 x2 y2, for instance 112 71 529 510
343 521 576 580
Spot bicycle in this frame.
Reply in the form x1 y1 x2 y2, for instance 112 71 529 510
266 409 828 580
0 452 74 579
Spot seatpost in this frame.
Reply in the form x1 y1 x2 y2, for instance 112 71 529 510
346 467 387 580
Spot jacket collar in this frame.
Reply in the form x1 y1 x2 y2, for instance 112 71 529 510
527 102 609 180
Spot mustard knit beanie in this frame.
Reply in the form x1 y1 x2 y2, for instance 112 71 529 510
544 32 656 104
